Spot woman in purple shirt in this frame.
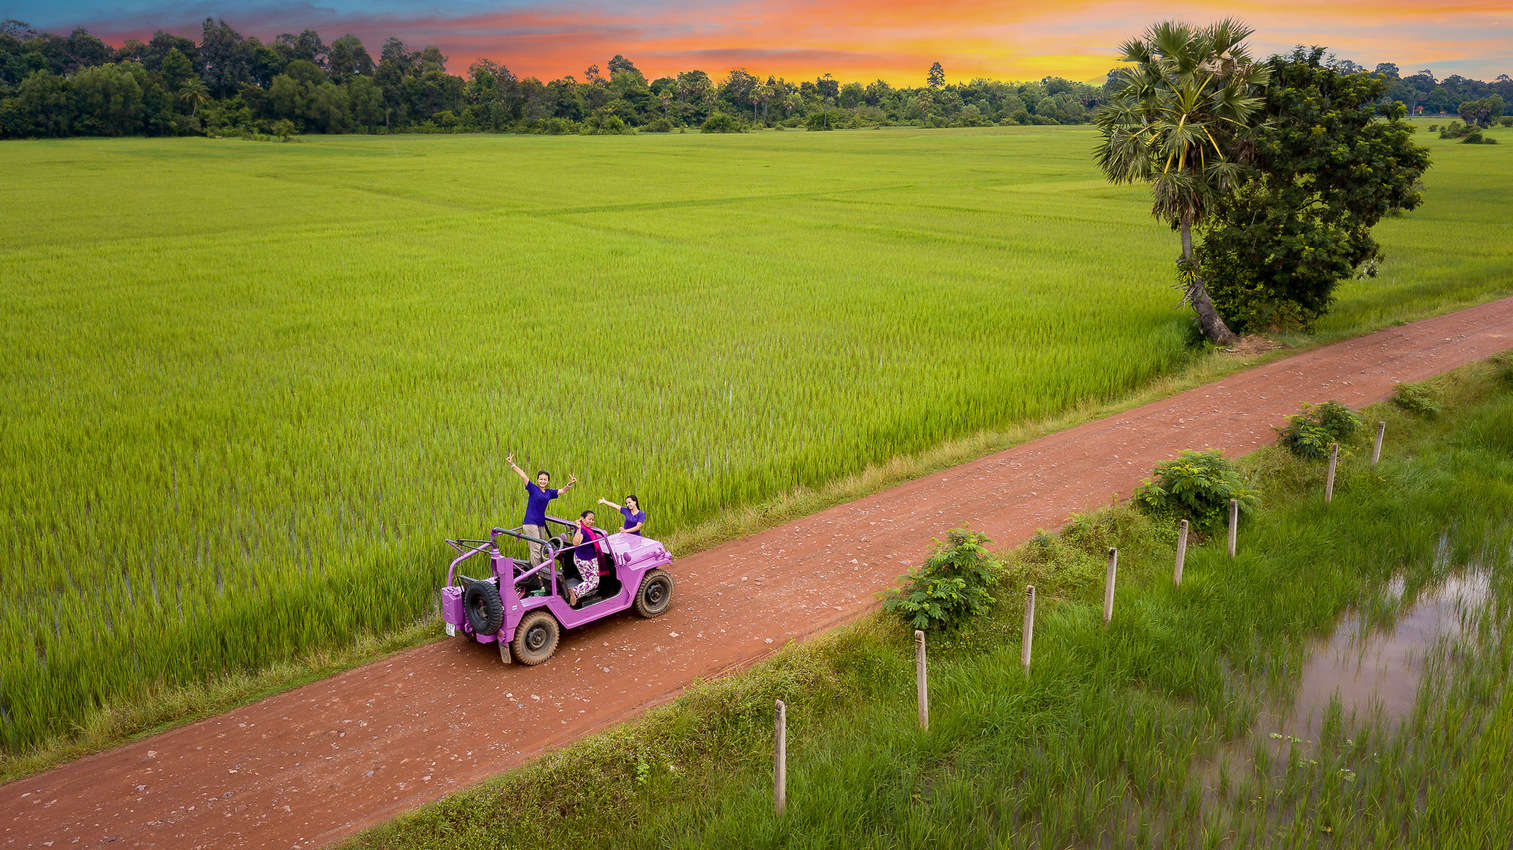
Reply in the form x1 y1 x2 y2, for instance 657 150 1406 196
506 452 576 565
597 495 646 535
567 510 605 606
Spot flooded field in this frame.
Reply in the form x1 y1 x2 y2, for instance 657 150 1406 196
1189 527 1513 847
1285 566 1492 735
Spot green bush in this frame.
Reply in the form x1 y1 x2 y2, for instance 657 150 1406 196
1500 116 1513 128
1277 417 1335 460
583 113 631 135
1134 450 1258 529
1440 121 1470 139
884 529 1000 632
1392 381 1443 417
805 111 836 131
641 118 673 133
700 113 746 133
535 117 578 135
1462 131 1498 144
1312 400 1364 440
1277 400 1363 459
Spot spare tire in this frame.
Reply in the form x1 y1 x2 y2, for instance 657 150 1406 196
463 579 504 636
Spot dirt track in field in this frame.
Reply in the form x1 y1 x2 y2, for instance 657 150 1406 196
3 297 1511 849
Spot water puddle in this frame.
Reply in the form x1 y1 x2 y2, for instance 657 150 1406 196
1188 561 1496 818
1281 566 1491 737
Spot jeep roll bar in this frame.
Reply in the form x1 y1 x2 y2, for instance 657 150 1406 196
445 522 588 588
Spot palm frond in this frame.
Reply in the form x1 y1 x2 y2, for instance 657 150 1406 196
1096 17 1265 227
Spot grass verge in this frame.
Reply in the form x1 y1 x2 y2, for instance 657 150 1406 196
348 355 1513 848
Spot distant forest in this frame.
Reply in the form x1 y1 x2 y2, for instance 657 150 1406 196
2 18 1510 139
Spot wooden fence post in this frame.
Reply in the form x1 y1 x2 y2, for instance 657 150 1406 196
1022 585 1036 673
1372 421 1386 465
1174 520 1189 587
915 629 929 731
1227 499 1239 558
1103 548 1118 624
1325 442 1339 504
774 699 787 816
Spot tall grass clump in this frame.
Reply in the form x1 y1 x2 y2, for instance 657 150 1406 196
1492 352 1513 388
1392 380 1444 417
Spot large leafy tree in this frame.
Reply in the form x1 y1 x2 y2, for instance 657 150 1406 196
1198 48 1430 333
927 61 945 89
1458 93 1504 128
325 34 374 82
199 18 253 98
1094 19 1270 345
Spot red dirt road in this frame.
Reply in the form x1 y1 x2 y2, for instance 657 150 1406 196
4 298 1511 849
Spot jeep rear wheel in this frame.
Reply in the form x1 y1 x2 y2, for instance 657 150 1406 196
634 569 674 618
512 610 560 666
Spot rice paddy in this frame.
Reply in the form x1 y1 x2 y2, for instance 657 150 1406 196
2 124 1510 758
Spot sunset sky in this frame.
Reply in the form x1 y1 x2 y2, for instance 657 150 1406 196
15 0 1513 84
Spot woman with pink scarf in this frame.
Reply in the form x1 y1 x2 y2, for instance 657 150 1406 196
566 509 606 606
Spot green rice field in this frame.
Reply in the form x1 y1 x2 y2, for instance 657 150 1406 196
2 124 1510 758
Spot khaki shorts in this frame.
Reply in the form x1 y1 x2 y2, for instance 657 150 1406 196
523 524 550 566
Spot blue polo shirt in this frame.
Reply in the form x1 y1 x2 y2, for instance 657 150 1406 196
575 525 603 561
522 483 559 526
618 507 647 535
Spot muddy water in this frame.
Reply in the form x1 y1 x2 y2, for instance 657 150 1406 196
1282 567 1491 737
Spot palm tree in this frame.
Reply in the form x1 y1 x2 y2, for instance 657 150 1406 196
754 83 773 125
1094 19 1270 345
177 76 210 117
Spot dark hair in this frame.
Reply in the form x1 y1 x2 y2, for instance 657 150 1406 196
580 509 595 520
536 470 550 479
626 494 639 509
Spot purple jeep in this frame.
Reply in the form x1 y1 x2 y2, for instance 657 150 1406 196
440 516 675 664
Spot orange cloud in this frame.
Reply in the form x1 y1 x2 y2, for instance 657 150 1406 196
431 0 1511 83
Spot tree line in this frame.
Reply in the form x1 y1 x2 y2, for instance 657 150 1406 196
0 19 1116 138
1355 61 1511 121
5 17 1509 143
7 17 1506 141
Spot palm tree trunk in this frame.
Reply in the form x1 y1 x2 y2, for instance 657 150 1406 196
1180 221 1238 346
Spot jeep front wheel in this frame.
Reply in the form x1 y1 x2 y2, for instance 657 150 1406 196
634 569 674 618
